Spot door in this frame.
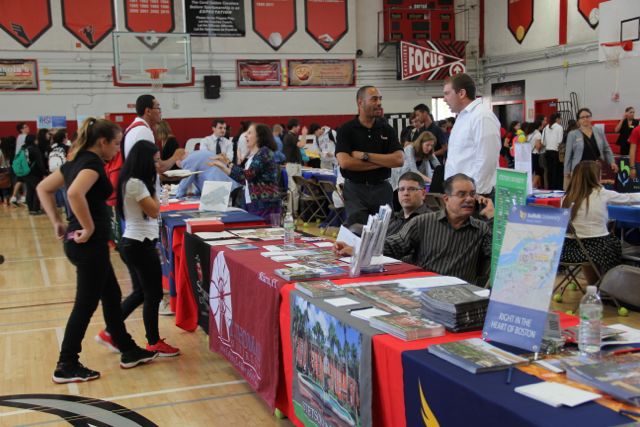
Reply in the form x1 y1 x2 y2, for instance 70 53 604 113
534 99 558 122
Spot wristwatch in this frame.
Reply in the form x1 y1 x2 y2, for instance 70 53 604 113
361 152 370 162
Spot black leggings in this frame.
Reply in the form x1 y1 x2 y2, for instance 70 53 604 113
60 239 136 364
23 173 42 212
111 237 163 345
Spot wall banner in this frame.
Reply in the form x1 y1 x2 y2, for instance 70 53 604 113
304 0 348 51
287 59 355 88
185 0 245 37
0 0 51 48
507 0 534 44
237 60 282 88
578 0 606 29
61 0 115 49
0 60 39 91
124 0 175 49
397 40 466 81
253 0 296 51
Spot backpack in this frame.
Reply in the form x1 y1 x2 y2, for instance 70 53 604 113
12 147 31 177
49 144 67 173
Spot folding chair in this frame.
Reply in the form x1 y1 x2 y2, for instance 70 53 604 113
318 180 345 228
292 175 328 223
184 138 202 153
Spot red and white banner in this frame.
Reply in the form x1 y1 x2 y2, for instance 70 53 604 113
508 0 534 44
304 0 348 51
125 0 174 49
61 0 115 49
253 0 296 51
237 60 282 87
0 0 51 48
578 0 606 29
398 40 466 81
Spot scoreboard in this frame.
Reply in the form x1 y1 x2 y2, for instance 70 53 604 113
383 0 456 43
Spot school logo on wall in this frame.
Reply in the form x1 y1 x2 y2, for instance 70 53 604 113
508 0 534 44
0 0 51 48
578 0 606 29
398 40 466 81
61 0 115 49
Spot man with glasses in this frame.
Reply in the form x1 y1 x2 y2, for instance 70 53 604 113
335 174 494 285
387 172 430 235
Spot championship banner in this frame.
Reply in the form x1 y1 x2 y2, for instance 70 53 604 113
253 0 296 51
304 0 348 51
61 0 115 49
287 59 355 87
507 0 534 44
0 59 39 91
208 247 282 408
185 0 245 37
124 0 175 49
397 40 466 81
484 205 570 352
237 60 282 87
578 0 606 29
0 0 51 48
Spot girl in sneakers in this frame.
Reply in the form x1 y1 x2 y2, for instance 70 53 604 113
37 118 157 384
97 140 180 357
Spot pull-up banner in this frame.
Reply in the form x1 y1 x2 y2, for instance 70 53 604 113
578 0 606 29
253 0 296 51
61 0 115 49
125 0 175 49
304 0 348 51
0 0 51 48
507 0 534 44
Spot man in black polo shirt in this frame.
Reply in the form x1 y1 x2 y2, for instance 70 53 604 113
414 103 448 163
336 85 404 226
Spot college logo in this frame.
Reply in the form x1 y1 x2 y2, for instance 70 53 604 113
398 40 466 81
210 251 232 342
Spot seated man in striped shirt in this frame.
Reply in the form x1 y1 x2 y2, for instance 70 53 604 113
335 173 494 285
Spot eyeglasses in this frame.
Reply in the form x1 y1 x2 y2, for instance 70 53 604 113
152 107 162 112
398 186 423 193
449 191 477 198
579 114 591 119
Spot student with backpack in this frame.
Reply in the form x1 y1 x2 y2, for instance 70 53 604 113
96 140 180 357
36 117 157 384
14 134 47 214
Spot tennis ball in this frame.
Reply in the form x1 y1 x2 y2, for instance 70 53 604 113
618 307 629 317
553 293 563 303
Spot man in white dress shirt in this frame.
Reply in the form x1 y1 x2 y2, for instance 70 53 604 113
443 73 501 196
201 119 233 160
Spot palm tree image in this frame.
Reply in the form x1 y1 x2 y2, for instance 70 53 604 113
292 296 361 426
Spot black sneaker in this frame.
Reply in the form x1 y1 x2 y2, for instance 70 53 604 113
52 362 100 384
120 347 158 369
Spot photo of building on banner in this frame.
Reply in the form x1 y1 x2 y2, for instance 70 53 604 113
483 205 570 352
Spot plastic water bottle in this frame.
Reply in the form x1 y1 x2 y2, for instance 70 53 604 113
283 212 295 248
161 185 170 206
578 286 603 356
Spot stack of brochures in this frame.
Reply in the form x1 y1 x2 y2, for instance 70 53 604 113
369 313 444 341
420 284 489 332
275 265 346 281
428 338 528 374
294 280 346 298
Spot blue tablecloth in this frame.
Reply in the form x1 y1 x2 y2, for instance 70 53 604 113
608 205 640 228
402 349 630 427
281 168 337 190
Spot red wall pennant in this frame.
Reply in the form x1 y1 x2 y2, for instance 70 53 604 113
253 0 296 51
0 0 51 48
578 0 606 29
398 40 466 81
507 0 534 44
124 0 175 49
304 0 348 51
61 0 115 49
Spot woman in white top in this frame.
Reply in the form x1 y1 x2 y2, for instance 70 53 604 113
528 120 544 189
561 161 640 285
542 113 564 190
96 140 180 357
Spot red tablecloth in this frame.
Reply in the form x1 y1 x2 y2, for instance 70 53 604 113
531 197 562 208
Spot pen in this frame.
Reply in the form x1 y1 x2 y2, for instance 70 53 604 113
618 409 640 418
505 367 513 384
348 306 373 312
612 347 640 356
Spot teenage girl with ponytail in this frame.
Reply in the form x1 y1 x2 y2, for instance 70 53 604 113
37 118 157 384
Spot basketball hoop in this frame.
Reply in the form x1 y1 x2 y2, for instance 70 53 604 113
600 41 632 102
145 68 167 91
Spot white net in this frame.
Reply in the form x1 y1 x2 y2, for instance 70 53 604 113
602 44 624 67
147 68 166 92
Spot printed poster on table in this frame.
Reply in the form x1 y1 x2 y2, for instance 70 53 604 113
237 60 281 87
61 0 115 49
304 0 348 51
186 0 245 37
253 0 296 50
287 59 355 88
0 59 39 91
291 292 373 427
483 205 570 352
489 169 528 287
124 0 175 49
0 0 51 48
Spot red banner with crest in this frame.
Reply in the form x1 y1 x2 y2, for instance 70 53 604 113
578 0 606 29
61 0 115 49
125 0 174 49
253 0 296 51
0 0 51 48
304 0 348 51
398 40 466 81
507 0 534 44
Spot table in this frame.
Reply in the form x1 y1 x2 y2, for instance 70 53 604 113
282 167 337 190
608 204 640 228
526 195 563 208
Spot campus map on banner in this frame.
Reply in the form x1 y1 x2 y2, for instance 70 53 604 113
484 205 570 352
489 169 528 287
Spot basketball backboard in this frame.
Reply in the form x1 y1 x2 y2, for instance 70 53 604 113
112 32 193 87
598 0 640 62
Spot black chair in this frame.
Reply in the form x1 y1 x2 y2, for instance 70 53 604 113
429 165 445 193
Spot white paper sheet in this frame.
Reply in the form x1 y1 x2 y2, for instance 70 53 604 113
515 382 601 407
350 307 390 320
337 226 361 252
195 231 236 240
324 297 361 307
199 180 232 211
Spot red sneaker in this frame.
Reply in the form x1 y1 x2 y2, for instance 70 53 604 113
94 330 120 353
146 339 180 357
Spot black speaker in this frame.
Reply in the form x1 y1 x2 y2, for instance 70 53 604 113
204 75 221 99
